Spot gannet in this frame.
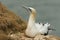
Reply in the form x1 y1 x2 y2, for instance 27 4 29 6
22 6 55 37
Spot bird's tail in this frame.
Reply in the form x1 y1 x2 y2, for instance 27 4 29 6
48 28 56 31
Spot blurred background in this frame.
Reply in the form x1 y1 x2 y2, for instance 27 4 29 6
0 0 60 37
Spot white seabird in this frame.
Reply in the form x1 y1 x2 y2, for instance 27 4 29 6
22 6 55 37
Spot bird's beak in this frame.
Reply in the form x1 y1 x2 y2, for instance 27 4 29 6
22 5 31 13
22 5 28 10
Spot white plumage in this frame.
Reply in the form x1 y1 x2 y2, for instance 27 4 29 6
39 23 50 34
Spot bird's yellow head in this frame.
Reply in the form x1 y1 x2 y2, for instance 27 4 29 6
22 6 36 14
22 6 36 19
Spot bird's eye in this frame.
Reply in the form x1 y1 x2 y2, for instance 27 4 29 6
28 8 32 12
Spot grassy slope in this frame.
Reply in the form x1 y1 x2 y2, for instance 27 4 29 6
0 2 27 34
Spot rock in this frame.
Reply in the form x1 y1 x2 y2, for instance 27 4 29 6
34 34 60 40
8 32 60 40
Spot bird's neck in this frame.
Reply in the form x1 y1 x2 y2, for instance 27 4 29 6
29 13 36 21
27 12 36 28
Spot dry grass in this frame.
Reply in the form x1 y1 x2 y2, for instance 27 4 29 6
0 2 27 34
